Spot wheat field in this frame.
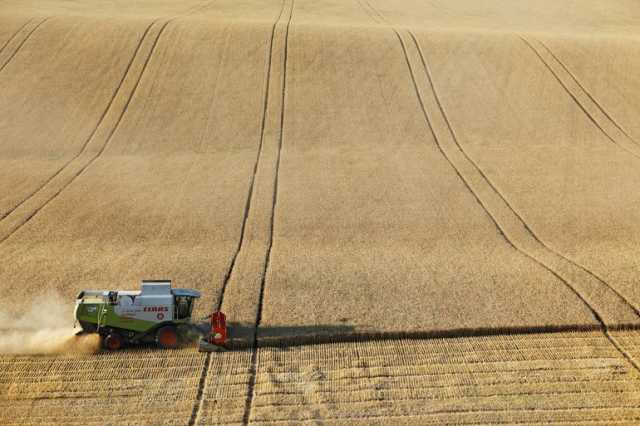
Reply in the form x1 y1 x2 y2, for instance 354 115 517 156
1 0 640 423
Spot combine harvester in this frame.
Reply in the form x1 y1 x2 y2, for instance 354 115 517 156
74 280 227 351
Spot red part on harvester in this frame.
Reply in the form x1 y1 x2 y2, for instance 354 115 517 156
209 311 227 345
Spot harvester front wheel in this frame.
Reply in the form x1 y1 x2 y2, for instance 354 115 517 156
104 333 124 351
156 326 179 349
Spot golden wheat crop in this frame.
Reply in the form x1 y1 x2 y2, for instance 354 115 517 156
1 0 640 423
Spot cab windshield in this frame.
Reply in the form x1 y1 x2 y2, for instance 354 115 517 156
175 296 193 320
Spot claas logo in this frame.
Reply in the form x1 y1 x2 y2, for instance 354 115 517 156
143 306 169 312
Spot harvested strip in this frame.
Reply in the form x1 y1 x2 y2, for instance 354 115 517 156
0 349 206 425
192 350 253 425
609 330 640 368
249 331 640 424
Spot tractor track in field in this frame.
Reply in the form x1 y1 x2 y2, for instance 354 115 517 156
357 0 640 373
0 20 170 245
214 0 288 314
187 352 211 426
520 35 640 159
241 1 295 425
0 16 49 74
0 1 220 235
0 17 34 56
408 29 640 320
188 2 290 424
533 38 638 147
0 20 157 223
364 0 640 323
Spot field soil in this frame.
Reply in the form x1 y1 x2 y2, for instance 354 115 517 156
1 0 640 424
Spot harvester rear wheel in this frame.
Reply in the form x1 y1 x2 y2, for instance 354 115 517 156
156 326 179 349
104 332 124 351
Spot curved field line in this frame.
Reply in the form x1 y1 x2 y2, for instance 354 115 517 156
89 21 170 158
357 1 612 322
361 1 514 250
0 17 49 74
214 0 288 313
519 36 640 160
242 2 295 425
0 17 34 56
188 2 290 424
356 0 640 372
510 36 640 309
412 31 640 320
0 20 157 222
361 0 637 334
407 31 640 372
0 21 171 246
420 33 635 315
534 38 638 147
181 0 221 17
408 31 640 319
0 3 218 229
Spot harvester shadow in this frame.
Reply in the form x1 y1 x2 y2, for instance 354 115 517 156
225 322 360 350
200 322 640 351
88 321 640 354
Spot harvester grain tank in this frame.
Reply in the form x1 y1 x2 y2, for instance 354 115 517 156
75 280 204 350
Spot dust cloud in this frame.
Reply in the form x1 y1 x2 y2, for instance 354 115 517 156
0 292 100 355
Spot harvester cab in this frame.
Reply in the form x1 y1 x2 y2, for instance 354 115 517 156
75 280 202 350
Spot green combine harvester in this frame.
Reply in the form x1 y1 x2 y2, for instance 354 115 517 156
74 280 203 350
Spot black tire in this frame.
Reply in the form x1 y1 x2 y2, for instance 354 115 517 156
104 332 124 351
156 326 179 349
79 321 97 333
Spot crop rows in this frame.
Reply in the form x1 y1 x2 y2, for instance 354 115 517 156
0 349 207 425
2 0 640 424
247 331 640 424
2 0 640 346
5 332 635 424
